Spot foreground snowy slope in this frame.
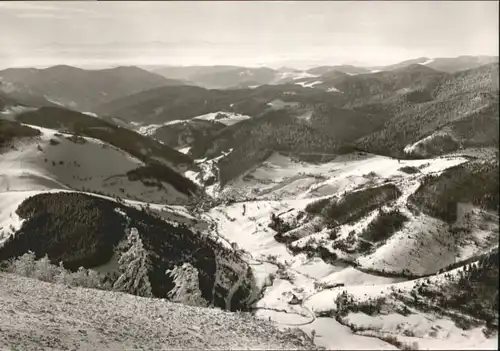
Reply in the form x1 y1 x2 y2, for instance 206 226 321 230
0 272 316 350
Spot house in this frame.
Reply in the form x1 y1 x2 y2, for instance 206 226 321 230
288 294 302 305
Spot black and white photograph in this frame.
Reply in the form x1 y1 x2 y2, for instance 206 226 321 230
0 1 498 350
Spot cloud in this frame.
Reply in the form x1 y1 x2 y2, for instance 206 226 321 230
15 13 69 20
0 1 497 69
0 2 63 11
0 2 100 14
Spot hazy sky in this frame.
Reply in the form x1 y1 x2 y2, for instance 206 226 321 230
0 1 498 69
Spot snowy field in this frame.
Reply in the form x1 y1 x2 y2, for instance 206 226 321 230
136 111 252 136
0 125 189 204
193 111 252 126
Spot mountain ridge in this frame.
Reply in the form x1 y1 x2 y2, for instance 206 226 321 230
0 65 186 111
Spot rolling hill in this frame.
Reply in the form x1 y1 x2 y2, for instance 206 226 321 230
184 106 389 186
1 106 200 204
0 65 185 111
92 62 498 187
0 82 58 109
355 63 499 158
93 83 339 125
306 65 372 76
143 118 228 151
368 55 498 73
421 55 498 73
293 64 449 104
146 56 498 93
15 106 195 171
0 125 195 204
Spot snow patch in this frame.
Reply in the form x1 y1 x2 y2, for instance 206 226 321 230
295 81 323 88
178 146 191 155
421 58 435 65
192 111 251 126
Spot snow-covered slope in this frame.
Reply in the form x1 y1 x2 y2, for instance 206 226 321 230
0 190 49 245
136 111 252 139
193 111 252 126
0 272 316 350
0 125 189 204
274 70 319 83
226 151 466 201
295 80 323 88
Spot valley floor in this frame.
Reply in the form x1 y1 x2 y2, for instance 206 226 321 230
200 151 498 350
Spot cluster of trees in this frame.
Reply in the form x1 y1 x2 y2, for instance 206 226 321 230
334 291 387 318
368 74 495 150
3 244 155 300
355 71 498 159
154 119 225 151
0 119 40 148
389 249 499 332
408 159 499 222
398 165 420 174
310 104 388 144
0 191 257 311
305 184 402 226
1 251 111 290
435 250 498 327
0 192 126 270
126 164 198 197
360 208 408 243
433 63 498 99
268 213 295 235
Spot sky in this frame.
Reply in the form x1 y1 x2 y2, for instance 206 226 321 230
0 1 498 69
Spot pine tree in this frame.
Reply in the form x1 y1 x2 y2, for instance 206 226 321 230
34 254 56 282
112 228 153 297
166 262 207 307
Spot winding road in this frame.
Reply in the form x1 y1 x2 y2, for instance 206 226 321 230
208 218 318 326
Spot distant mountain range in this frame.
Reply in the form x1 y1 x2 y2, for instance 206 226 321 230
90 61 498 184
148 55 498 89
1 55 496 111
